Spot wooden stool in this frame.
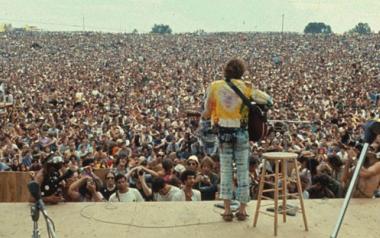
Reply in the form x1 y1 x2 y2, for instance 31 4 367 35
253 152 308 236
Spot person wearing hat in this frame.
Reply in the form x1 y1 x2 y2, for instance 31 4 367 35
173 163 186 178
33 154 72 204
186 155 199 172
202 59 272 221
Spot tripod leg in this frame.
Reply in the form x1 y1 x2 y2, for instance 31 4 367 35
32 221 40 238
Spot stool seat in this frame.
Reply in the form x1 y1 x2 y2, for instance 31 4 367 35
262 152 298 160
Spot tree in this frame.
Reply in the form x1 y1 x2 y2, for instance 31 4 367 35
350 22 371 35
304 22 332 34
132 28 138 34
5 24 12 31
150 24 172 34
194 29 206 35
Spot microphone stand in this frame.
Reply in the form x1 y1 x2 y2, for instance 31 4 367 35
31 202 40 238
30 200 57 238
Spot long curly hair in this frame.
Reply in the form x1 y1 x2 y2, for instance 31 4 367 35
224 58 246 80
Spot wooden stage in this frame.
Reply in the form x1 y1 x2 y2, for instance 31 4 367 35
0 199 378 238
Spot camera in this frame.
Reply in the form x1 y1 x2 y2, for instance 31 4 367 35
138 169 144 176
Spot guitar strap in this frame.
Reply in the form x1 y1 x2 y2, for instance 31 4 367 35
225 79 268 142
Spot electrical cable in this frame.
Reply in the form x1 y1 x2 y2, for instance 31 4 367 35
79 203 230 229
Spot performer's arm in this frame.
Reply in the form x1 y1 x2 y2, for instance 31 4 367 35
251 88 273 106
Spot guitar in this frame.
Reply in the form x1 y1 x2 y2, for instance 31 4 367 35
247 103 269 142
226 80 269 142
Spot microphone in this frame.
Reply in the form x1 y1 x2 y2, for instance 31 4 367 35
28 181 45 210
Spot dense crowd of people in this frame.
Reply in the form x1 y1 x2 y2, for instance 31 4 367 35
0 31 379 204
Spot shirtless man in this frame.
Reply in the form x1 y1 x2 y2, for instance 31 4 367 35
342 144 380 198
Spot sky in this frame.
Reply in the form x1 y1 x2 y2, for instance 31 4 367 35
0 0 379 33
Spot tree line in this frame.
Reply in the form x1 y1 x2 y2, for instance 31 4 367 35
148 22 374 35
303 22 372 34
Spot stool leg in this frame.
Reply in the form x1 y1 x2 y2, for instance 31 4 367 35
294 160 309 231
282 161 287 223
253 159 267 227
274 160 279 236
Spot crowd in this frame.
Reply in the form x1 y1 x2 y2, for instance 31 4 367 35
0 31 379 203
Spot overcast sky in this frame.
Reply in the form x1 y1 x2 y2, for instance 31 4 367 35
0 0 379 33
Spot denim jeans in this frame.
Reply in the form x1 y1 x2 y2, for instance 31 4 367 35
218 128 250 203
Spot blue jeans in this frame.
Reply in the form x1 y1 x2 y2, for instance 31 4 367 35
218 128 250 203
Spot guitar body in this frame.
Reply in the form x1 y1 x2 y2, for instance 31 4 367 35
248 104 269 142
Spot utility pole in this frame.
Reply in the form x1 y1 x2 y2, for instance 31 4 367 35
281 14 285 34
82 16 85 31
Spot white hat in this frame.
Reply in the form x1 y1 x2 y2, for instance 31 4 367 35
187 155 199 165
174 164 186 174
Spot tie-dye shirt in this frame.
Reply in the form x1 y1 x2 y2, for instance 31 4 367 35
203 79 272 128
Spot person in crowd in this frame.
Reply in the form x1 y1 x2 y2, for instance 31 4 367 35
195 156 219 200
180 170 201 201
185 155 200 172
248 156 260 199
34 154 73 204
151 177 185 201
100 171 117 200
109 174 144 202
68 176 104 202
160 159 175 183
133 166 154 201
307 174 335 199
112 152 129 175
342 146 380 198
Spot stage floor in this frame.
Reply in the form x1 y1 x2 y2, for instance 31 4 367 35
0 199 378 238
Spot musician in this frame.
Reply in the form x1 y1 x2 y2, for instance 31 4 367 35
202 59 272 221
